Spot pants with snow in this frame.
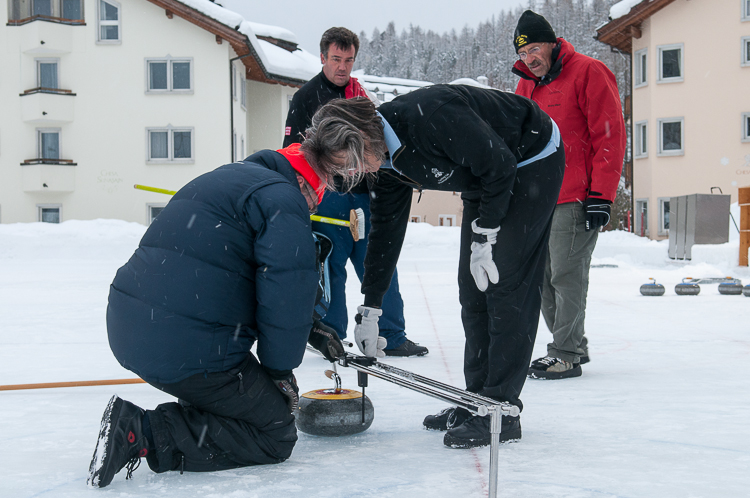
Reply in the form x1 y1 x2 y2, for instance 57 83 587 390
143 353 296 473
541 202 599 363
312 190 407 349
458 148 564 410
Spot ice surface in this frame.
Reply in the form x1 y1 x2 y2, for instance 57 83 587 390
1 219 749 497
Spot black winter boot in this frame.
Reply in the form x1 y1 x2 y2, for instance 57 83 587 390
87 395 151 488
423 406 471 431
384 339 429 357
443 414 521 448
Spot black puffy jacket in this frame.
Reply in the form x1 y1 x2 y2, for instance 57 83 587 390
107 151 318 384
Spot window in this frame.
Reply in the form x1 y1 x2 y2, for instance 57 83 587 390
743 113 750 142
657 44 683 83
635 120 648 158
439 215 456 227
240 72 246 110
410 216 422 223
635 199 648 237
147 126 193 162
240 136 245 160
634 48 647 87
743 36 750 66
97 0 120 42
38 129 61 160
38 204 61 223
743 0 750 21
657 117 684 156
148 204 165 224
232 64 237 101
657 198 670 236
9 0 83 21
146 58 192 93
36 59 59 89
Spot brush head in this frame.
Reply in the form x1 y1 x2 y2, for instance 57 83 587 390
349 208 366 241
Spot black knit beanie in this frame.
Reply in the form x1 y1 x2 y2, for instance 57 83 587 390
513 10 557 53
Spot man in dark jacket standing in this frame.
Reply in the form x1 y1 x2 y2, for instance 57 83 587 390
511 11 626 379
284 27 425 357
320 85 565 448
87 100 386 488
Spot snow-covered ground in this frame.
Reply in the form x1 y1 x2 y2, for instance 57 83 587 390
1 219 749 497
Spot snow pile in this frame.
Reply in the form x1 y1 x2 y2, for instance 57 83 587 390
609 0 645 20
246 21 298 45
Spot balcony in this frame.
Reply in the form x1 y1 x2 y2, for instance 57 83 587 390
21 161 76 192
20 89 75 124
15 16 85 54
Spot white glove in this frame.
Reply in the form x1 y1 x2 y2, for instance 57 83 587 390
470 219 500 292
354 305 386 358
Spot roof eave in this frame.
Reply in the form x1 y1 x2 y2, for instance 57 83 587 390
596 0 677 53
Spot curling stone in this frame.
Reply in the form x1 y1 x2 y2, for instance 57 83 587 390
640 278 665 296
675 282 700 295
718 282 743 295
743 285 750 297
296 388 374 436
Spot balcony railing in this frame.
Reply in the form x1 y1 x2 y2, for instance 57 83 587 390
7 15 85 27
21 158 77 166
20 87 76 97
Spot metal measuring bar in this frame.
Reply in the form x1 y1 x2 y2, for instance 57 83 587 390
306 347 519 498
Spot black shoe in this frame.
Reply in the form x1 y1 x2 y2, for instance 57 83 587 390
384 339 429 357
443 414 522 448
87 395 150 488
579 354 590 365
528 356 582 380
423 406 471 431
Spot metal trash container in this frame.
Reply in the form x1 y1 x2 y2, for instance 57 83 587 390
668 194 730 260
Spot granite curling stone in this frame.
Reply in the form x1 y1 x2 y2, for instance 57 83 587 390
296 389 374 436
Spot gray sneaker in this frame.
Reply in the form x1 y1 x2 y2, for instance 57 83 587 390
528 356 582 380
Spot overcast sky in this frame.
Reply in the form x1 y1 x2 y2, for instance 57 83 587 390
220 0 529 55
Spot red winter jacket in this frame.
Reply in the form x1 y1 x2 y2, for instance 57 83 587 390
513 38 625 204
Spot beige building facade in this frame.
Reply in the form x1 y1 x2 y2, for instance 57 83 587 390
599 0 750 239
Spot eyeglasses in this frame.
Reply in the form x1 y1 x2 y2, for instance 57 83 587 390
518 46 542 61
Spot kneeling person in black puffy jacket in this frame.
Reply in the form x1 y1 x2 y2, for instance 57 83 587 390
87 99 386 488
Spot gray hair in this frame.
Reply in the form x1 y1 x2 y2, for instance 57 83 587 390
300 98 387 192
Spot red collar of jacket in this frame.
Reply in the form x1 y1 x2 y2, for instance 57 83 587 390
275 143 324 203
512 38 575 84
345 76 369 99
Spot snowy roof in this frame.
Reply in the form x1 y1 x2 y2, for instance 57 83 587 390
170 0 319 84
351 70 432 101
597 0 676 52
609 0 645 20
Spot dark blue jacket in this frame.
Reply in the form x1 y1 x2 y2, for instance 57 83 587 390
107 151 318 384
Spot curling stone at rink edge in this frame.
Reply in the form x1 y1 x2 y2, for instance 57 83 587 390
296 389 374 436
718 282 743 295
675 282 700 296
640 278 665 296
743 285 750 297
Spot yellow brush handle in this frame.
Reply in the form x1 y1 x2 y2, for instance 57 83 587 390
134 184 177 196
134 184 355 233
310 214 350 227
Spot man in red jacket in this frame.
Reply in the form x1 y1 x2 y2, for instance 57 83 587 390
512 11 625 379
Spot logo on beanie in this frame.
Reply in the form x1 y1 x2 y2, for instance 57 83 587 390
516 35 528 47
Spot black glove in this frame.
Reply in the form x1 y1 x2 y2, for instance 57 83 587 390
584 197 611 232
270 373 299 413
308 320 345 362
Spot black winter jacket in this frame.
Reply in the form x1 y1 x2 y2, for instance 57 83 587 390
362 84 553 306
107 151 319 384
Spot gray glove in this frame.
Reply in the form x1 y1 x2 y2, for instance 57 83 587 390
354 305 386 358
469 219 500 292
